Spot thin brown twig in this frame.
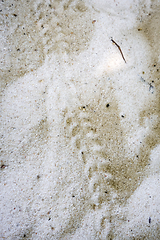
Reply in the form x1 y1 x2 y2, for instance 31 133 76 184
111 39 126 63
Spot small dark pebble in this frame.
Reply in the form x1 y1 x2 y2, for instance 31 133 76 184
149 217 151 224
106 104 110 108
1 164 8 169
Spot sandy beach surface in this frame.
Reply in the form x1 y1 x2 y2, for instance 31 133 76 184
0 0 160 239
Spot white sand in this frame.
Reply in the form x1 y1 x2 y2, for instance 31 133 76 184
0 0 160 239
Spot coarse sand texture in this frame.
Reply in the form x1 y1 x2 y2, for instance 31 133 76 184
0 0 160 239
